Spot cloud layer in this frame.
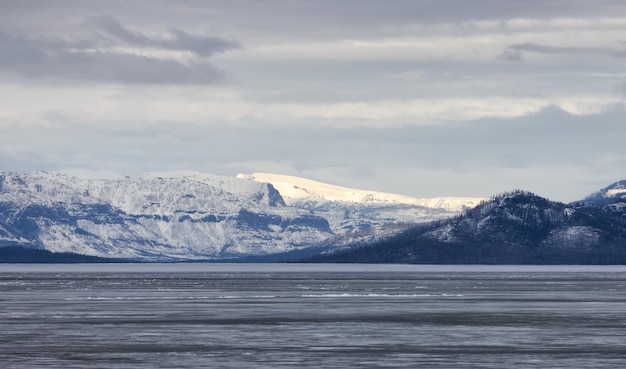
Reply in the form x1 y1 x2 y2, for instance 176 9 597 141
1 1 625 201
0 15 239 84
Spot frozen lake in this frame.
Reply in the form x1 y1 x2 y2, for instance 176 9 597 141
2 264 626 368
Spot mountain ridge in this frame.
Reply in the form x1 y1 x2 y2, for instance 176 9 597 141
0 171 471 261
304 183 626 264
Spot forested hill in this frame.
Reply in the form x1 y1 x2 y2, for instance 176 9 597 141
303 184 626 264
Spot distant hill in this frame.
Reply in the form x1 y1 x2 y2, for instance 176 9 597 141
304 183 626 264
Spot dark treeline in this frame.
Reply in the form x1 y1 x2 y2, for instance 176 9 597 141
0 247 132 263
303 233 626 265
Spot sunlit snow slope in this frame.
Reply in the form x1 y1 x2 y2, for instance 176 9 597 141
237 172 484 211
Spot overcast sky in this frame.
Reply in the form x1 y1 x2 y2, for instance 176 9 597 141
1 0 625 202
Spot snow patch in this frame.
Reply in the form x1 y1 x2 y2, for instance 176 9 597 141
542 226 600 249
606 188 626 198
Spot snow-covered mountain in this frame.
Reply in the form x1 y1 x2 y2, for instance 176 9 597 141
237 172 484 236
0 171 330 260
237 172 484 211
0 171 481 261
581 180 626 206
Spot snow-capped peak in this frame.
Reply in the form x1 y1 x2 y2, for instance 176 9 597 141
237 172 418 204
582 180 626 205
236 172 485 211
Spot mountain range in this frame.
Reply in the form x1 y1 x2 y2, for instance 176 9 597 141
0 171 480 261
2 170 624 264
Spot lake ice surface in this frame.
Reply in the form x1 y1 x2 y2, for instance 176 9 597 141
1 264 626 368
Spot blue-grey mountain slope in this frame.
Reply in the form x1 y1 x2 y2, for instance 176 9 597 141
305 183 626 264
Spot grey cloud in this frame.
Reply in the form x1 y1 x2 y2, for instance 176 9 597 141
4 0 626 40
154 1 623 30
0 32 46 68
617 81 626 98
204 105 625 175
0 31 222 84
62 53 223 84
163 29 240 57
87 15 240 57
0 16 239 84
0 32 97 68
497 48 525 62
506 42 626 58
87 15 148 45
